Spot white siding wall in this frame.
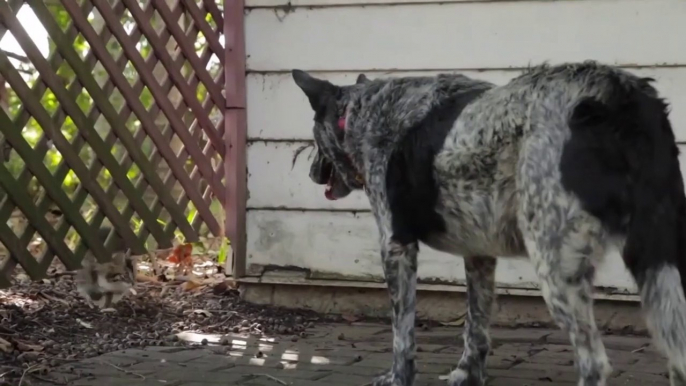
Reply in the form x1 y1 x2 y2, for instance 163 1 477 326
244 0 686 295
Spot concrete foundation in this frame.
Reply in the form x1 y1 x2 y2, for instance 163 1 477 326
239 279 647 334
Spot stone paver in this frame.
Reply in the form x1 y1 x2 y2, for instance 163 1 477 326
28 324 670 385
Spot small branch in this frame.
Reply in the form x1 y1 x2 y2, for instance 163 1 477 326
29 373 68 385
257 373 289 385
99 361 146 379
1 49 29 63
18 364 39 386
16 67 36 75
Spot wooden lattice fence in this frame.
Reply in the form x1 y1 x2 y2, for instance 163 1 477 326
0 0 241 287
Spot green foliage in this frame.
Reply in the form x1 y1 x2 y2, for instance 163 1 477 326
217 237 229 265
3 3 223 255
7 7 160 200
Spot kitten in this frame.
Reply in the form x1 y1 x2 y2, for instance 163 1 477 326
74 227 137 309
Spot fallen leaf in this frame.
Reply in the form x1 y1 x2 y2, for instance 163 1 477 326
439 314 466 327
14 340 44 352
38 291 70 306
136 273 159 283
212 281 228 295
184 309 213 317
0 337 12 353
167 243 193 264
341 314 359 323
17 351 41 360
181 280 204 292
76 318 94 329
15 273 30 283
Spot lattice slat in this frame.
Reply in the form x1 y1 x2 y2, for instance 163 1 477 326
0 0 227 285
63 0 218 238
0 3 149 256
0 1 104 278
181 0 225 64
73 3 213 257
32 0 196 245
95 1 219 222
47 1 168 264
114 0 226 193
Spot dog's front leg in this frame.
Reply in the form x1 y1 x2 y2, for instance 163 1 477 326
373 239 418 386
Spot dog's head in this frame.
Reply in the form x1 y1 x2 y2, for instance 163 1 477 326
292 70 369 200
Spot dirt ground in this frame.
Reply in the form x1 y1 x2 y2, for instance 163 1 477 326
0 259 343 385
0 251 666 386
7 323 671 386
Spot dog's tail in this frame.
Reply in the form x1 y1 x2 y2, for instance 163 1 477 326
564 78 686 379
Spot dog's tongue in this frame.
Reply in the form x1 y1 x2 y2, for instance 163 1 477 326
325 171 337 200
325 184 336 200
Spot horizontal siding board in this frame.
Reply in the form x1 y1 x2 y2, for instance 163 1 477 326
247 141 370 210
245 0 686 71
247 68 686 141
249 142 686 210
246 210 638 292
247 0 489 8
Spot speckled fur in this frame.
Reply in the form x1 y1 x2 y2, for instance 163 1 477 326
292 61 686 386
74 227 136 309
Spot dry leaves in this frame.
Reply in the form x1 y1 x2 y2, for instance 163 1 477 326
0 337 44 355
76 319 94 329
180 280 204 292
0 337 12 353
439 313 466 327
184 309 213 317
38 291 70 307
167 243 193 270
14 339 44 353
341 314 359 323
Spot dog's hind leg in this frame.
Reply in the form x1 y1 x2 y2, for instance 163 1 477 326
519 129 612 386
449 256 496 386
638 266 686 386
522 222 611 386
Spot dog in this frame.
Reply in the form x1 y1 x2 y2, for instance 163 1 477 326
292 61 686 386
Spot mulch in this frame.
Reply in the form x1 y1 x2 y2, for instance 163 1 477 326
0 260 336 385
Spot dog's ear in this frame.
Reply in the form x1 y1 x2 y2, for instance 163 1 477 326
356 73 369 84
292 69 336 110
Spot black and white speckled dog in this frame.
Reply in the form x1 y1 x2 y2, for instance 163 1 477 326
292 61 686 386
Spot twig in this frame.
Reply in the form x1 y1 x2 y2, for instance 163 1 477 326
16 68 36 75
257 373 289 385
28 373 68 385
18 364 38 386
1 49 29 63
125 301 136 317
99 361 146 379
149 251 160 276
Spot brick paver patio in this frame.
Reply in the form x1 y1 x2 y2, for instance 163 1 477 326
29 324 669 386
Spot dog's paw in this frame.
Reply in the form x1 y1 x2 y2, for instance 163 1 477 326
446 367 485 386
371 369 415 386
372 371 402 386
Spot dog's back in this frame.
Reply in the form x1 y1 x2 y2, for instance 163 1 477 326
423 62 659 258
